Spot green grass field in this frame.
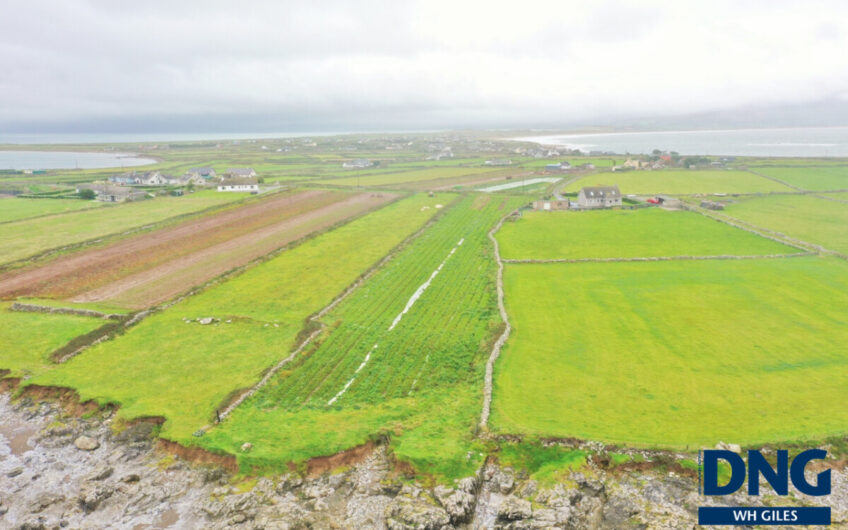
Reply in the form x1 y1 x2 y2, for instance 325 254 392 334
492 257 848 447
325 167 505 188
0 303 106 378
565 170 792 195
497 208 794 259
28 194 451 440
0 191 253 265
0 197 105 224
752 166 848 190
721 194 848 255
200 194 526 478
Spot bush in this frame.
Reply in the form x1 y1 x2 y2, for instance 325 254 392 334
78 189 96 200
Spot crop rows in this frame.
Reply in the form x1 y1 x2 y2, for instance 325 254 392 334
249 194 526 412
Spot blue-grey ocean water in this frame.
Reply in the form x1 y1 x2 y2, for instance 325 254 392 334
518 127 848 157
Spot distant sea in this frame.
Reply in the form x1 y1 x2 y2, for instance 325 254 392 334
516 127 848 157
0 151 155 170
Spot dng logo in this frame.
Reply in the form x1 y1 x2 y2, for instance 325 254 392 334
698 449 832 526
702 449 831 496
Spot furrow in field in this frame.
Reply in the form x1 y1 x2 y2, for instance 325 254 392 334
0 189 340 300
74 192 393 308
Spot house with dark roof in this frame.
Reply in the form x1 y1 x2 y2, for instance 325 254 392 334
577 185 622 209
187 167 217 179
226 168 257 178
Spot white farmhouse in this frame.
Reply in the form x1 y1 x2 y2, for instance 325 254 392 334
577 186 622 209
217 178 259 193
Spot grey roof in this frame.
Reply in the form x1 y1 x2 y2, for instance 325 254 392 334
227 168 255 176
580 185 620 198
219 177 258 186
189 167 216 174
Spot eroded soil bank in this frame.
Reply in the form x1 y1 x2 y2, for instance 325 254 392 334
1 392 846 529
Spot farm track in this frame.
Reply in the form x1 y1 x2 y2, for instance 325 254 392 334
0 190 389 308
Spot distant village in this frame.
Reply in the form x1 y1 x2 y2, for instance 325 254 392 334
76 167 259 202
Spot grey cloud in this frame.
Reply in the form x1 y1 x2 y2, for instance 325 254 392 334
1 0 847 132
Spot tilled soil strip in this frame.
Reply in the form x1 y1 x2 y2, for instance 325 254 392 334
0 190 335 299
73 193 392 308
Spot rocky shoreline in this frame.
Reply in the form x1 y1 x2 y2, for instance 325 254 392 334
0 392 845 529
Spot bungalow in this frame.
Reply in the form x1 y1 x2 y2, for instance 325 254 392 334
108 173 138 185
484 159 512 166
623 158 648 169
226 168 257 178
577 185 622 209
342 159 372 169
217 178 259 193
183 173 207 186
187 167 217 179
135 171 165 186
544 162 571 172
108 171 165 186
77 183 147 203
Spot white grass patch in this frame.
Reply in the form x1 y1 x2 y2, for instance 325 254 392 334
327 343 379 406
388 239 462 331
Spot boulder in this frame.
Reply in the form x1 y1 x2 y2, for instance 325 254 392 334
74 435 100 451
497 496 532 521
433 476 478 523
79 483 113 513
385 494 451 530
85 464 114 481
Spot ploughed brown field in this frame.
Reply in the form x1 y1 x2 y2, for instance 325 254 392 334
0 189 395 309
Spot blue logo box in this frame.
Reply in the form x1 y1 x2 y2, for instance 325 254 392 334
698 506 830 525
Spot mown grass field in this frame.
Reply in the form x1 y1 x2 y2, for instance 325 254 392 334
752 166 848 190
0 303 106 378
0 191 252 266
201 194 527 478
564 170 792 195
721 194 848 255
325 166 505 188
0 197 105 223
497 208 795 260
492 257 848 447
27 193 451 440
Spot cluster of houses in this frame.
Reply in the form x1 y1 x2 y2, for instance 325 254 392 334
77 167 259 202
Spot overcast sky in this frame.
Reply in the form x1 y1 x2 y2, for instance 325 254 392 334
2 0 847 133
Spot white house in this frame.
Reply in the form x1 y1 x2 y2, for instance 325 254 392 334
342 159 372 169
217 178 259 193
577 186 622 209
